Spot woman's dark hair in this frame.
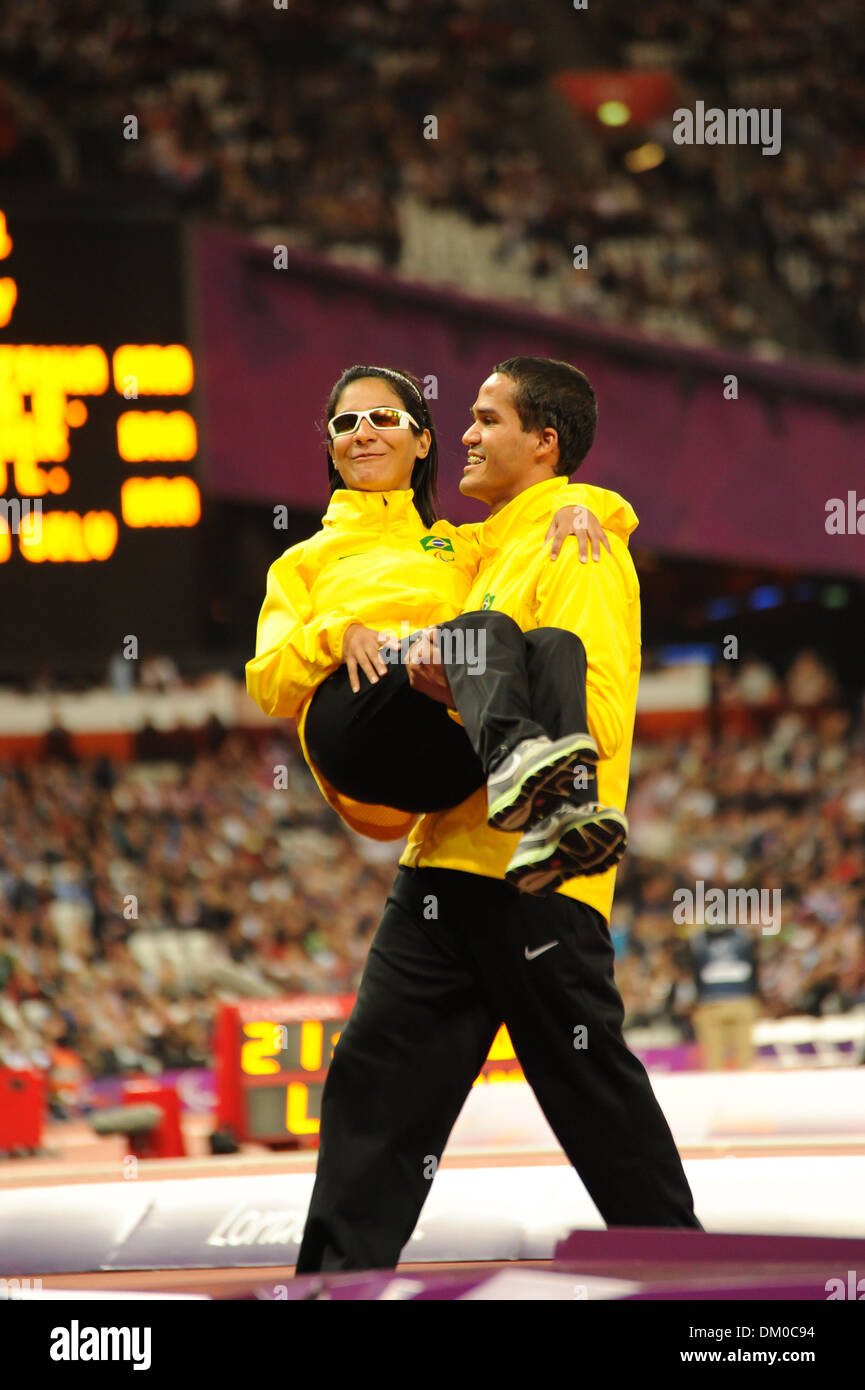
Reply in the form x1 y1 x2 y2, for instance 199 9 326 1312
322 365 439 527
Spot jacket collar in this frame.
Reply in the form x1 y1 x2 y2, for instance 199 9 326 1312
476 477 572 554
322 487 422 529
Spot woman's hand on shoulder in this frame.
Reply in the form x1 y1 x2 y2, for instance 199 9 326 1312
545 505 611 562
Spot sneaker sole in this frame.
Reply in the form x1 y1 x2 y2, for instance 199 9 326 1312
558 809 629 872
505 810 629 894
488 738 599 833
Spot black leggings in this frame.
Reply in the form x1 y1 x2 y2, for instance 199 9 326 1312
304 610 592 815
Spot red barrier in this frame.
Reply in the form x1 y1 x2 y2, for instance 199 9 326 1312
0 1068 45 1150
121 1081 187 1159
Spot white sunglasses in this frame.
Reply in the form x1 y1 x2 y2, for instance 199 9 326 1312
328 406 420 439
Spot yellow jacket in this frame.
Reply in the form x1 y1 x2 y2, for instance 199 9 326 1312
400 476 641 923
245 487 479 838
246 481 637 851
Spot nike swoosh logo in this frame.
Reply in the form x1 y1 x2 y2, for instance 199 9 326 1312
524 941 558 960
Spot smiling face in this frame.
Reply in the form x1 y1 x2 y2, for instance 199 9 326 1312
329 377 430 494
460 372 559 513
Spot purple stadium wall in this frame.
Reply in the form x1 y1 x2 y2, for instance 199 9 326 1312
189 225 865 577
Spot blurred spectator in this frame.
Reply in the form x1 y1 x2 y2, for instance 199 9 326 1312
139 654 181 693
736 655 782 707
107 651 136 694
687 923 760 1069
786 649 840 706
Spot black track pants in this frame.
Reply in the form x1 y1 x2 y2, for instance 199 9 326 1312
295 865 702 1273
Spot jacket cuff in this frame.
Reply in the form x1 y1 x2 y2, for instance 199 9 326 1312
326 612 359 664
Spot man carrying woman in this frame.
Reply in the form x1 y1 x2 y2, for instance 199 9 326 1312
246 363 632 886
247 357 702 1272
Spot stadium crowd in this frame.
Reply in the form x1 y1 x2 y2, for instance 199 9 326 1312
588 0 865 364
1 0 861 361
1 648 864 1103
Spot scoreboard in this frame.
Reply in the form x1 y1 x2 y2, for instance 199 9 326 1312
216 996 525 1148
0 200 204 668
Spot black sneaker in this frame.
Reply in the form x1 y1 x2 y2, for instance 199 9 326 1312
486 733 599 833
505 801 629 894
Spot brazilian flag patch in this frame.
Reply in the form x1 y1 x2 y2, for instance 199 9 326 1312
420 535 455 562
481 592 496 610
